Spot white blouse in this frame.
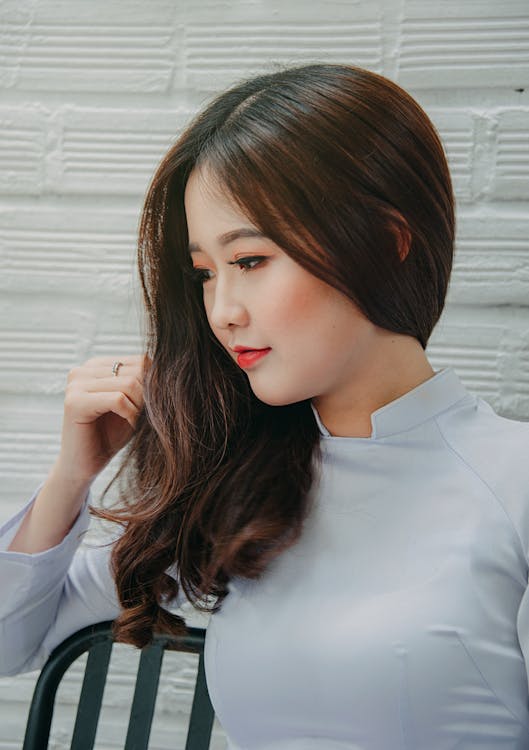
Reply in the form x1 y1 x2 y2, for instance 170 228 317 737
2 367 529 749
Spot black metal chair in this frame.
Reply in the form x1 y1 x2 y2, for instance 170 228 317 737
22 619 215 750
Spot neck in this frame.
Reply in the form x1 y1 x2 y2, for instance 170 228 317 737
311 332 435 438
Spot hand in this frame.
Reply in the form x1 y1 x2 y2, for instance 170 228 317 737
53 354 151 484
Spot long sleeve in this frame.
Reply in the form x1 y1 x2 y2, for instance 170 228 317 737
0 481 122 675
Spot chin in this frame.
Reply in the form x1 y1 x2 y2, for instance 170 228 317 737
249 384 307 408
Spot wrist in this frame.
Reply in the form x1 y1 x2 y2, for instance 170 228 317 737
50 458 96 491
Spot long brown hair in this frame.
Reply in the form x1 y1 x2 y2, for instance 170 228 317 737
90 62 455 648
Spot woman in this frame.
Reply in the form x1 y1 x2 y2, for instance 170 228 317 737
2 63 529 748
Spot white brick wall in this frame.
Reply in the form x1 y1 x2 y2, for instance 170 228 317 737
1 0 528 747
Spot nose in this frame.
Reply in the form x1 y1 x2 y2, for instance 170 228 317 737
207 278 250 331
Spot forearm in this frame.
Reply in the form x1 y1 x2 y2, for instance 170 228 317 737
7 464 93 554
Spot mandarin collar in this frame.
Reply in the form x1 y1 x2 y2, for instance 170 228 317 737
310 368 471 440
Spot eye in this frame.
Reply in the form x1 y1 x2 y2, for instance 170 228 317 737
187 267 212 284
186 256 266 285
228 256 265 273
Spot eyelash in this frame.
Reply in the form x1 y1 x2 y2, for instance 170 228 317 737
187 256 266 284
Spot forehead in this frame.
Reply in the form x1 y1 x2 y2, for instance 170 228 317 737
185 164 231 207
184 167 261 249
188 227 268 255
185 167 246 217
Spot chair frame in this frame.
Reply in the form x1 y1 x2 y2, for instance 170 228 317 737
22 619 215 750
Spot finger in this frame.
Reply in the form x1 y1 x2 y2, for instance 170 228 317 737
84 354 147 365
73 356 150 381
81 354 149 370
72 376 145 412
71 390 140 430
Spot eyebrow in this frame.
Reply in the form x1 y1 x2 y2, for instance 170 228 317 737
188 228 267 255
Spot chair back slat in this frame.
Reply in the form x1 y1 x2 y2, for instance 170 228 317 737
22 623 115 750
70 639 113 750
22 621 215 750
185 650 215 750
124 640 165 750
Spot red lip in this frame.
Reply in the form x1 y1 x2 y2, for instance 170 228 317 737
236 348 271 368
232 345 268 353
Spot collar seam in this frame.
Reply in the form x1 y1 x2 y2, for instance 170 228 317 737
377 392 474 439
318 393 474 441
432 408 528 578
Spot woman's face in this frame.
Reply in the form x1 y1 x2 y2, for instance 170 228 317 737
183 166 379 407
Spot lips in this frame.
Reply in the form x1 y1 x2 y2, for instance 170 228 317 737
235 348 271 368
232 346 268 353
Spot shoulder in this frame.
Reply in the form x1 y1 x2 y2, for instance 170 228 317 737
435 394 529 471
435 395 529 530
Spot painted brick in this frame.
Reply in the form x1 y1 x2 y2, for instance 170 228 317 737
184 16 384 91
0 0 180 93
0 205 140 295
52 107 193 195
427 108 476 201
0 106 48 194
450 213 529 306
399 0 529 88
490 109 529 200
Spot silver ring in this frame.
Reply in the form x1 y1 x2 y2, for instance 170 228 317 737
112 361 124 377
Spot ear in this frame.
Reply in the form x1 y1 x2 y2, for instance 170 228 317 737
395 222 412 263
386 208 412 263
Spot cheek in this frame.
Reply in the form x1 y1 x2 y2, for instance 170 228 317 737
268 275 341 334
273 282 368 360
202 299 228 347
265 268 327 326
